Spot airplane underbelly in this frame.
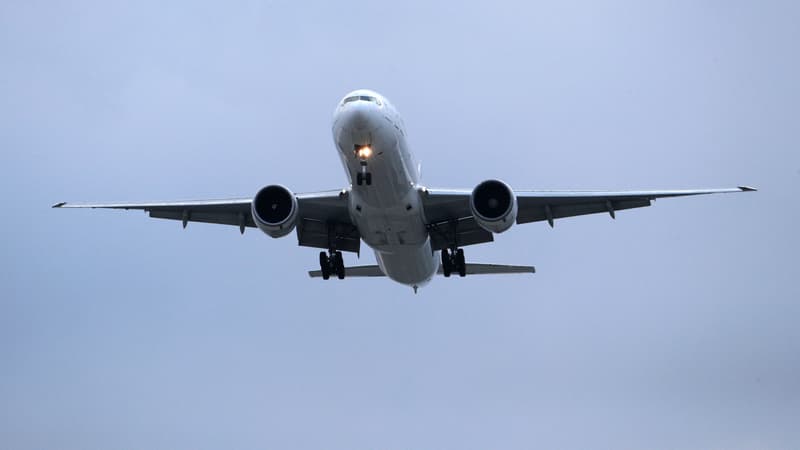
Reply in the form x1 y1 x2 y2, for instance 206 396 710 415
375 240 438 286
354 193 436 285
350 179 428 248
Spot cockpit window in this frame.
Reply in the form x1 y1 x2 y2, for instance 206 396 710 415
343 95 382 106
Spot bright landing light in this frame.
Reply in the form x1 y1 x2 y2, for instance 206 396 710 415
357 146 372 159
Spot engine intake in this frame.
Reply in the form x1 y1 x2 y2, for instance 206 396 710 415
470 179 518 233
251 185 298 238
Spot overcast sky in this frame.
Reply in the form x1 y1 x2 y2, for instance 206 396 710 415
1 1 798 449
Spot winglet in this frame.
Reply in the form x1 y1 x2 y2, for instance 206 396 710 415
738 186 757 192
52 202 67 208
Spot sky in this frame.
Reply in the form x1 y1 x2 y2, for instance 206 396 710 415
1 0 798 448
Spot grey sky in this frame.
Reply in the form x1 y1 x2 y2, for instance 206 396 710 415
2 0 798 449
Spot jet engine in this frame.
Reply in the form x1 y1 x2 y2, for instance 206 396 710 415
470 179 518 233
251 185 298 238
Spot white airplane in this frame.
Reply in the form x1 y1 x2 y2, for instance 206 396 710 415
54 89 755 292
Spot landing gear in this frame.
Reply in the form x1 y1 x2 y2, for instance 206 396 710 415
319 251 330 280
319 250 345 280
456 248 466 277
356 171 372 186
441 248 466 278
334 252 345 279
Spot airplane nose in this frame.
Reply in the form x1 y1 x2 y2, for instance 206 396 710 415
350 108 370 130
340 103 376 131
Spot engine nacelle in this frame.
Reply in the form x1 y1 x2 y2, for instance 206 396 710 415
251 185 298 238
470 179 518 234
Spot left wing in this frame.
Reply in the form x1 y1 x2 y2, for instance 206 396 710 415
421 186 756 250
53 190 361 253
52 198 255 230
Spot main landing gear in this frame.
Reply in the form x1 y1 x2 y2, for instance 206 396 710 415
441 248 466 278
428 219 468 278
319 250 345 280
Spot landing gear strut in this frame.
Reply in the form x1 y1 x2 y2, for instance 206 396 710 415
356 161 372 185
441 248 466 278
319 250 345 280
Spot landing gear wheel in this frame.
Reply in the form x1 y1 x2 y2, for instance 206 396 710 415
441 249 452 277
456 248 466 277
334 251 345 279
356 172 372 186
319 251 331 280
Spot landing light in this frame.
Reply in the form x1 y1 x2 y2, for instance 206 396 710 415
357 146 372 159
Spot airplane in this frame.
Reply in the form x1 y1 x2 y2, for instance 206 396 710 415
54 89 756 292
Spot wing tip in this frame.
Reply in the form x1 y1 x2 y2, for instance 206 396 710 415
738 186 757 192
52 202 67 208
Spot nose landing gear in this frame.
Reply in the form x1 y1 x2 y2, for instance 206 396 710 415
319 250 345 280
441 248 466 277
356 171 372 186
354 145 372 186
356 161 372 186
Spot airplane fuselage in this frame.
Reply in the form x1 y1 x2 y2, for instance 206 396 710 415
332 90 438 287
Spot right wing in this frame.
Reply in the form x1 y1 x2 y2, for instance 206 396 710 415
421 186 756 250
53 189 362 253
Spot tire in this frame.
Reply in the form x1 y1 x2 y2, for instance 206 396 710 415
365 172 372 185
356 172 363 185
456 248 466 277
441 249 451 277
319 251 330 280
335 252 345 279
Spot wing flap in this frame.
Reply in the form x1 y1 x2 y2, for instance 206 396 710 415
297 218 361 254
427 216 494 251
517 198 651 224
148 209 256 228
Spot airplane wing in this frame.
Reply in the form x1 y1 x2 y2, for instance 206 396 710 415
421 186 756 251
52 189 362 253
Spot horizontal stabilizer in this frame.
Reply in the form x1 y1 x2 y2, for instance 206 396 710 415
440 263 535 275
308 265 385 278
309 263 535 278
